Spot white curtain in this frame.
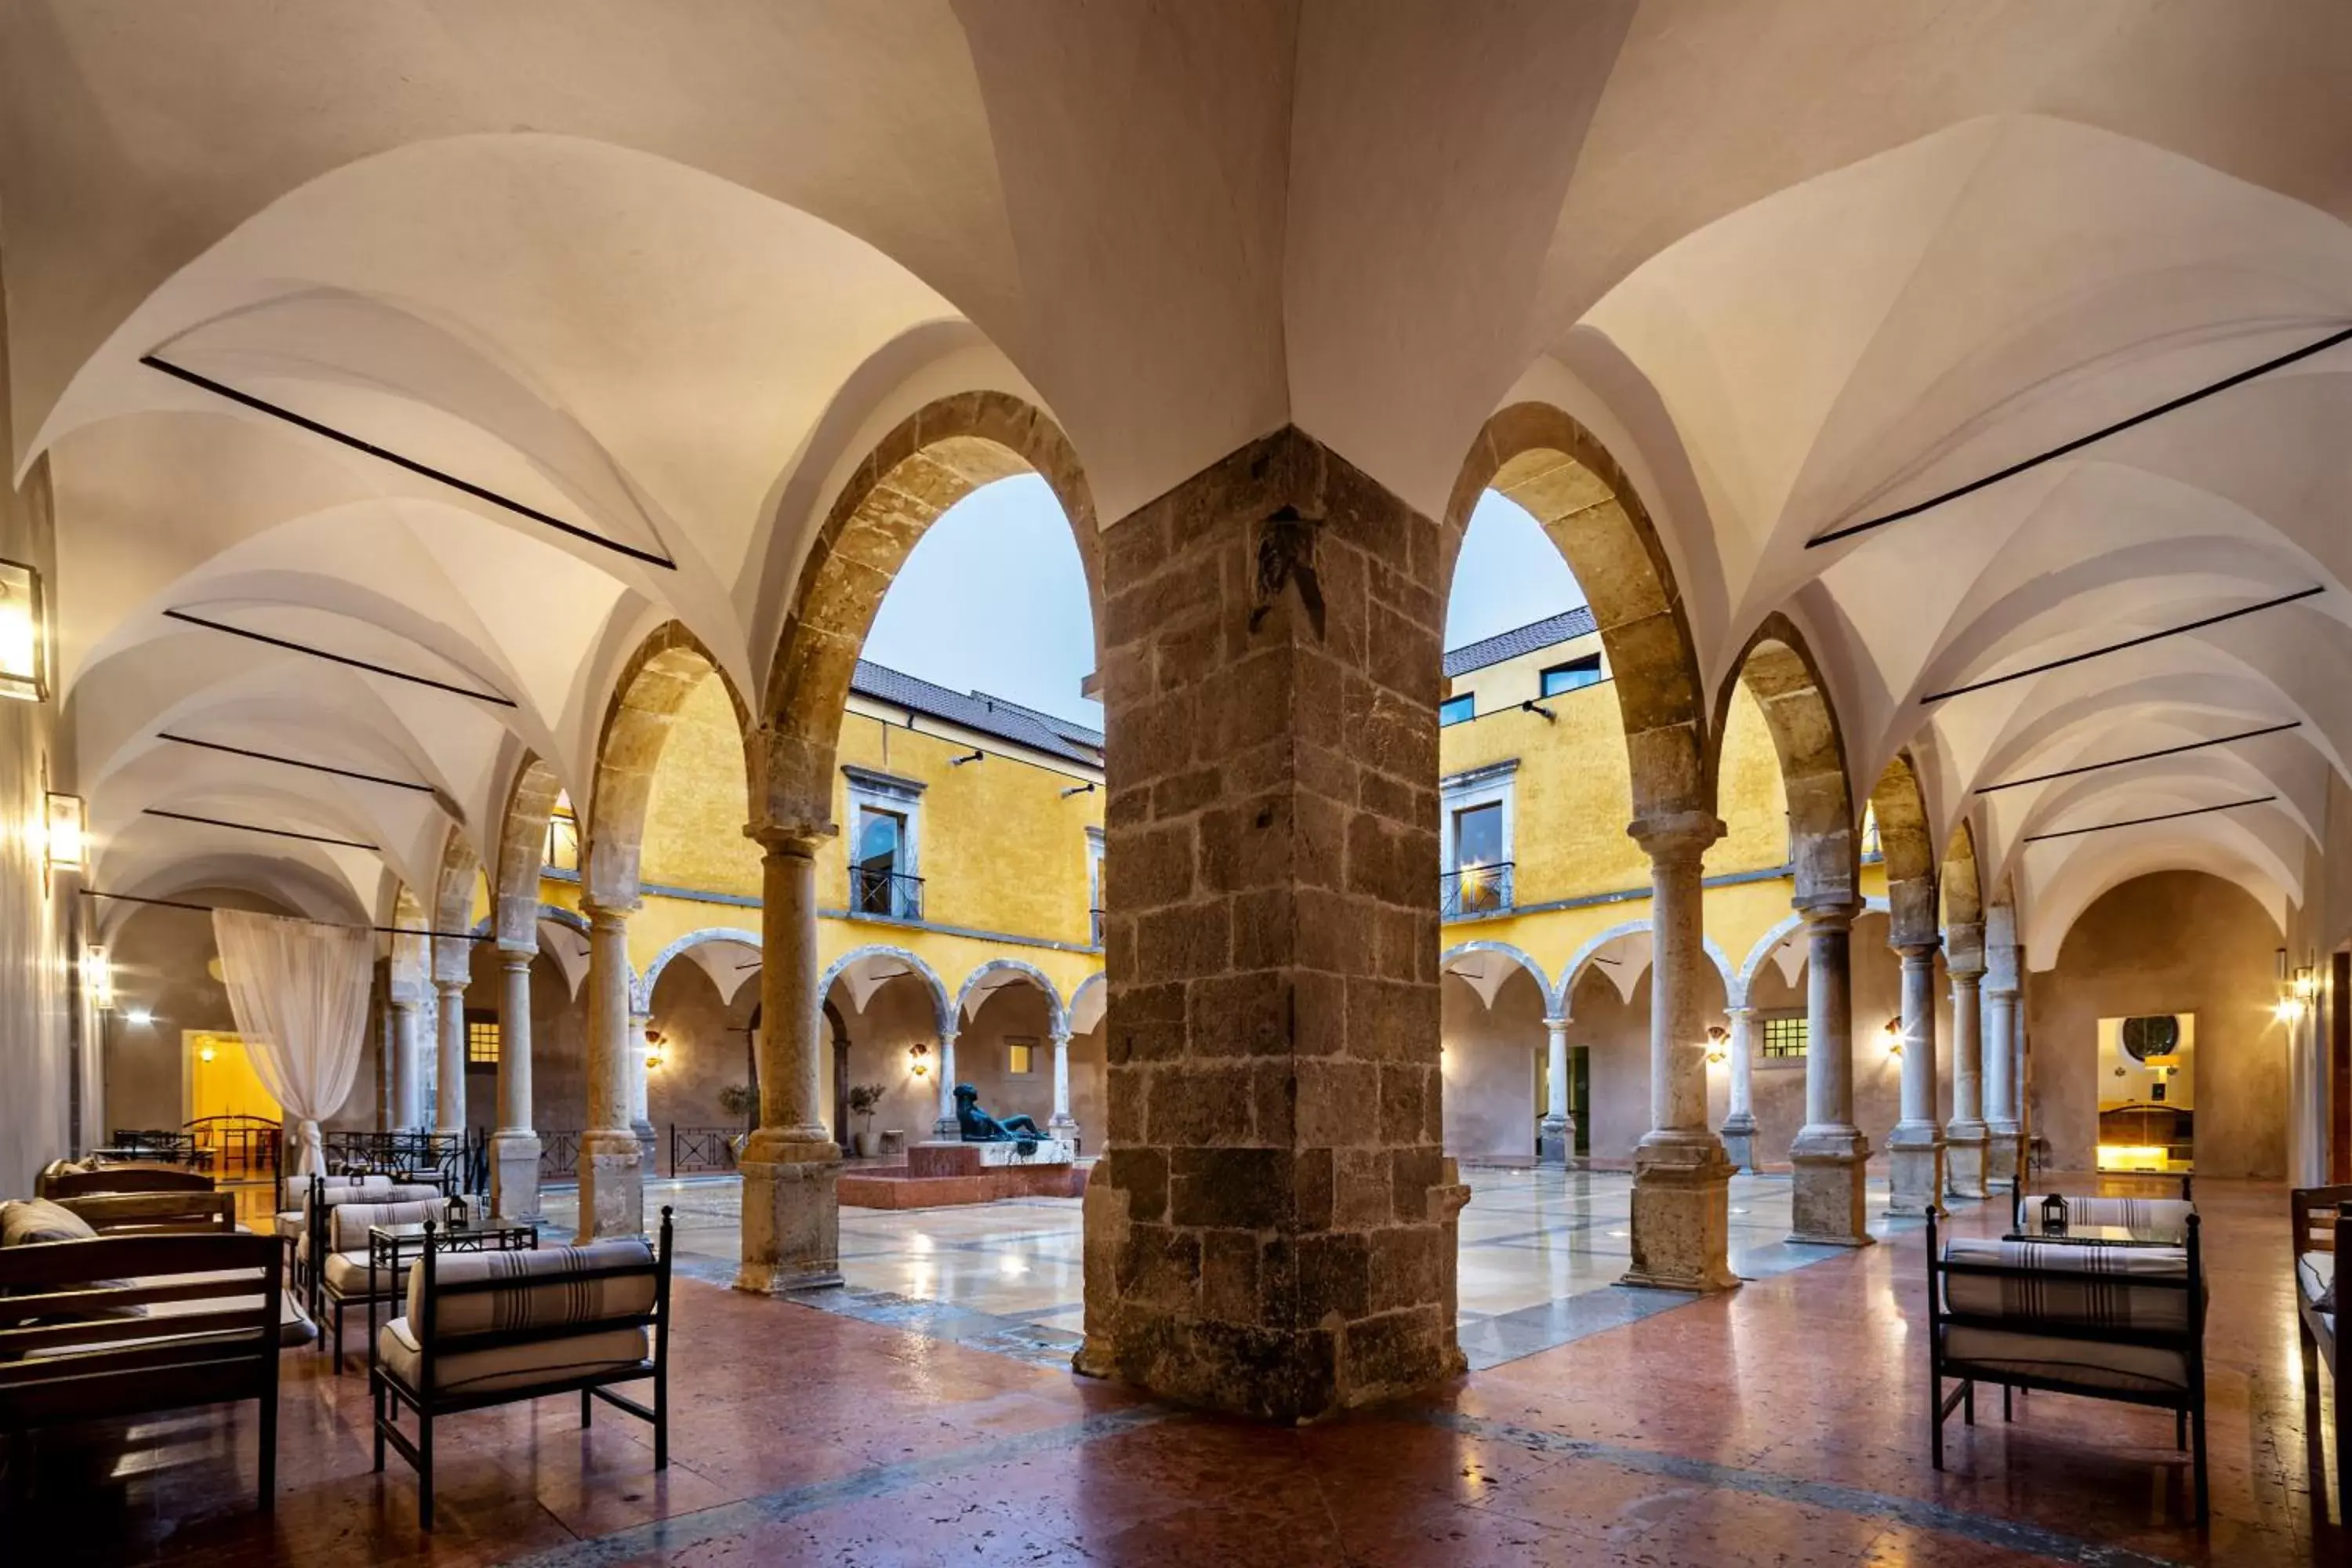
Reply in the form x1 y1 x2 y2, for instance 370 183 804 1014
213 908 374 1176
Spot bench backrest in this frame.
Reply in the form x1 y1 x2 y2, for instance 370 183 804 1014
280 1173 390 1210
2016 1193 2194 1238
0 1231 281 1426
38 1164 215 1200
328 1197 451 1252
2290 1185 2352 1257
58 1190 239 1236
1926 1207 2205 1352
408 1210 672 1371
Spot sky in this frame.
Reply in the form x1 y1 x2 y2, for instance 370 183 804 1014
862 477 1588 729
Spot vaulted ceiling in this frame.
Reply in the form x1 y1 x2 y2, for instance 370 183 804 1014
5 0 2347 961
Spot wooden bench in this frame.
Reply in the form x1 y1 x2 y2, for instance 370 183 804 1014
2290 1184 2352 1519
0 1229 285 1511
1926 1207 2207 1523
34 1163 215 1200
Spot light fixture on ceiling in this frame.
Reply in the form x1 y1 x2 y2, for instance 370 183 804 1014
0 557 47 702
85 945 114 1011
42 791 85 877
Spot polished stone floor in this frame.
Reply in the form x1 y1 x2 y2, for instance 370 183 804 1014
540 1167 1926 1371
5 1176 2329 1565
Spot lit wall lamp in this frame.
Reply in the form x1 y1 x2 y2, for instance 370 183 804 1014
910 1041 931 1077
1703 1025 1730 1065
1882 1016 1905 1058
196 1035 216 1064
43 790 85 877
643 1025 666 1073
85 945 114 1011
0 558 48 702
2295 966 2320 1003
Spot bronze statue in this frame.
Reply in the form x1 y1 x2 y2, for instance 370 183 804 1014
953 1083 1047 1143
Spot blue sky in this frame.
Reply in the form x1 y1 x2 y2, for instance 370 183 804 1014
863 477 1587 729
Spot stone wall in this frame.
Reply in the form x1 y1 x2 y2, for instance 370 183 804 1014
1076 426 1465 1422
2030 869 2286 1179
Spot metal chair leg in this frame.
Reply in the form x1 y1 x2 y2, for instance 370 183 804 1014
2002 1385 2013 1423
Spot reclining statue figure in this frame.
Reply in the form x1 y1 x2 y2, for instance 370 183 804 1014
953 1083 1046 1143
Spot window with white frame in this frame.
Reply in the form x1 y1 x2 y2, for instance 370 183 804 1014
843 765 925 920
1086 826 1105 946
1439 760 1517 916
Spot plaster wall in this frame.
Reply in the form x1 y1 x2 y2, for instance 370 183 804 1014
2030 869 2286 1180
1439 967 1543 1162
822 975 1105 1152
644 959 758 1135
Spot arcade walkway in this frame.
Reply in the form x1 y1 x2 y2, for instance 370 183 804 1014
12 1180 2318 1565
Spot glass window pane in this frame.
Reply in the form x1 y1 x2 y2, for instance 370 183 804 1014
1439 694 1474 726
1454 801 1503 866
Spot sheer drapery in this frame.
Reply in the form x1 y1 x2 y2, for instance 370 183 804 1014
212 908 373 1176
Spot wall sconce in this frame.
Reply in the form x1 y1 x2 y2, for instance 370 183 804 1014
1702 1025 1730 1065
125 1007 153 1028
0 558 48 702
2276 994 2307 1025
643 1025 666 1073
85 945 114 1011
1882 1017 1905 1058
42 791 85 877
2295 966 2319 1003
910 1041 931 1077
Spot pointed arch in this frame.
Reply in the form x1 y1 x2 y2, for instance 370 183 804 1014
634 926 764 1014
1439 940 1555 1014
954 957 1069 1037
492 753 564 948
1067 971 1109 1036
816 944 954 1036
1867 751 1937 946
587 619 749 908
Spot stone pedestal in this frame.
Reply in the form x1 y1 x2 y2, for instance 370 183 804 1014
1884 1126 1944 1218
1537 1112 1574 1168
1073 427 1465 1422
1719 1113 1758 1175
1624 1135 1738 1290
1987 1130 2023 1193
1789 1127 1873 1247
736 1138 844 1294
1944 1131 1988 1201
489 1131 543 1223
576 1130 644 1240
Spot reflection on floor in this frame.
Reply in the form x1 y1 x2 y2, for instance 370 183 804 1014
539 1166 1923 1371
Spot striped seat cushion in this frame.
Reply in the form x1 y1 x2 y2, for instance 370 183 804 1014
1940 1324 2191 1394
328 1198 452 1253
1943 1236 2196 1331
2299 1250 2334 1312
2022 1195 2192 1238
407 1239 655 1338
281 1174 391 1210
377 1314 649 1396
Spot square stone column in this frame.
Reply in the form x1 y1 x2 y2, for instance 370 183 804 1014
1073 426 1468 1422
735 826 844 1294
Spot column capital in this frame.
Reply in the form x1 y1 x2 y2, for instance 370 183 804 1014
1983 982 2020 1001
1797 897 1862 930
744 818 837 856
1048 1027 1073 1047
1946 957 1987 984
581 895 638 927
1542 1013 1570 1033
496 943 535 970
1628 811 1725 863
1894 939 1941 963
1724 1004 1756 1019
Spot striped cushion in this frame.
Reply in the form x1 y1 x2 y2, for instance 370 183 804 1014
322 1250 412 1298
2023 1195 2192 1237
1944 1236 2195 1331
1941 1324 2191 1393
377 1314 649 1396
407 1239 655 1338
281 1174 390 1210
329 1199 451 1252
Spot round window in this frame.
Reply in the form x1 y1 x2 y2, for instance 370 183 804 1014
2120 1014 2180 1063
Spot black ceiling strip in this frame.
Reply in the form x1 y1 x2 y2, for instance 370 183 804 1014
142 353 677 571
1976 720 2303 794
162 607 518 707
158 732 438 794
1807 322 2352 548
142 807 379 851
80 887 490 941
2022 795 2277 844
1922 586 2325 704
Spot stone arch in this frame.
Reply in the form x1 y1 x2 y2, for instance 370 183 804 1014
586 620 750 908
1717 613 1853 908
1439 940 1555 1015
754 390 1101 829
816 943 953 1036
1867 751 1937 946
1067 971 1109 1036
492 753 564 948
634 926 763 1014
1559 919 1735 1013
429 826 485 982
469 902 597 999
1943 818 1984 931
1446 402 1711 822
955 957 1069 1038
1735 894 1893 1004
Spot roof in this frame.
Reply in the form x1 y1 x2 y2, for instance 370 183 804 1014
1443 606 1599 678
848 660 1105 767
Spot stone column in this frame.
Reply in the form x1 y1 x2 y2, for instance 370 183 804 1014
1885 941 1944 1215
1788 902 1871 1247
932 1027 960 1139
490 946 543 1221
1047 1028 1077 1138
433 976 468 1137
575 898 644 1240
1984 984 2021 1192
628 1007 655 1158
1074 426 1469 1421
1623 811 1737 1291
376 989 398 1131
735 826 843 1294
1538 1014 1574 1167
1943 924 1988 1200
1719 1006 1758 1172
390 997 425 1130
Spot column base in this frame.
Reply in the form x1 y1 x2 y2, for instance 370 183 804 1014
1885 1125 1944 1217
1986 1128 2023 1192
1719 1112 1758 1174
1788 1127 1874 1247
1537 1114 1574 1168
1621 1134 1737 1292
575 1131 644 1242
488 1131 544 1224
1047 1114 1080 1147
735 1141 844 1294
933 1115 960 1142
1944 1123 1990 1200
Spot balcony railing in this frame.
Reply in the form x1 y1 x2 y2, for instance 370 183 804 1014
1439 860 1515 920
851 866 924 921
1090 906 1105 947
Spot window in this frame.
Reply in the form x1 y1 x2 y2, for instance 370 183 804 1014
1860 803 1882 862
1540 655 1602 697
1453 801 1503 868
854 807 907 914
1086 826 1105 947
466 1015 500 1066
843 765 924 920
544 793 581 873
1760 1013 1809 1060
1439 760 1517 917
1439 693 1475 727
1007 1039 1036 1075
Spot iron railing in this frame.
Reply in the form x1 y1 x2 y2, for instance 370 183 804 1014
1439 860 1515 919
539 1129 582 1180
851 866 924 921
670 1125 740 1174
1090 907 1105 947
187 1114 281 1179
317 1129 479 1195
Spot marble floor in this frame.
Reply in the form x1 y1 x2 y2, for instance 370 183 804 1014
5 1176 2329 1566
539 1166 1926 1372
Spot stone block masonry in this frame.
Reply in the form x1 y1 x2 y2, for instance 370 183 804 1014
1074 426 1470 1423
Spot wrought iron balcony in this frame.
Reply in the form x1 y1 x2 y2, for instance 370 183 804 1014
1439 860 1514 920
852 866 924 921
1090 906 1105 947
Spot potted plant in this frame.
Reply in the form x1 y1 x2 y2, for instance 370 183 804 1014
848 1082 888 1158
717 1083 757 1160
